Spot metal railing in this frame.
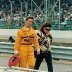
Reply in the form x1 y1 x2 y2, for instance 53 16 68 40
0 42 72 60
51 45 72 60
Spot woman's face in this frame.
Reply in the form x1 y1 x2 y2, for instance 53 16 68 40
43 27 51 33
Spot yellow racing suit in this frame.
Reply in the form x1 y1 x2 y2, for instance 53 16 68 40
14 26 39 69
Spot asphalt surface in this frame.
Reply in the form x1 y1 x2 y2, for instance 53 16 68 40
0 54 72 72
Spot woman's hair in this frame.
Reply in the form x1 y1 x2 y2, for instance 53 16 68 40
40 22 51 35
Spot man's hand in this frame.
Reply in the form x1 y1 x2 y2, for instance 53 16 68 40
14 53 19 57
14 50 19 57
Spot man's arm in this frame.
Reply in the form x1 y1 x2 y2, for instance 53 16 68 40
14 30 21 54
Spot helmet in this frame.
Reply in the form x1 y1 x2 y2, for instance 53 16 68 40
8 55 20 67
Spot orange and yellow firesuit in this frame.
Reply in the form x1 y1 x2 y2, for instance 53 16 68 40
14 26 40 69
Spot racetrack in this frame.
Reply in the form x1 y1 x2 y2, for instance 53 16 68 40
0 54 72 72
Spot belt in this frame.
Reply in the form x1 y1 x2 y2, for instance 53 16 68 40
21 43 32 45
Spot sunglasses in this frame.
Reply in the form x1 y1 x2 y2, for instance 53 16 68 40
45 28 51 31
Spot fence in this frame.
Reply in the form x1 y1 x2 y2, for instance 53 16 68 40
0 42 72 60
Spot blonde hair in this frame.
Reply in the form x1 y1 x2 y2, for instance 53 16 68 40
26 16 34 21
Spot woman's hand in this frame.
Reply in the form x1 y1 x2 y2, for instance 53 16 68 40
37 48 40 55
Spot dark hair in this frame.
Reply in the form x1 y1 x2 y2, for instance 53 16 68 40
42 22 51 28
26 16 34 21
40 22 51 35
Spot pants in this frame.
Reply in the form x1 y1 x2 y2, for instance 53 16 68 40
34 51 53 72
18 45 35 69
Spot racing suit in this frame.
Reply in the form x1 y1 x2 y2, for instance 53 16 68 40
14 26 40 69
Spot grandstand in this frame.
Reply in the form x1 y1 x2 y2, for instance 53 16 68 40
0 0 72 46
0 0 72 30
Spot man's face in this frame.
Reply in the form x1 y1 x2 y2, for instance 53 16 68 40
26 19 34 27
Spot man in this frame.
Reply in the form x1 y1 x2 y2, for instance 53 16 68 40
14 16 40 69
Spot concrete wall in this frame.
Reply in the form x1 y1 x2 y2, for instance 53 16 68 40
0 29 72 43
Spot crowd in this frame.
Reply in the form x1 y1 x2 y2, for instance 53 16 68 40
0 0 72 30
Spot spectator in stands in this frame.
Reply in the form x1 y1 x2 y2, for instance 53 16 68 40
34 22 53 72
7 15 13 29
17 18 22 28
14 16 40 69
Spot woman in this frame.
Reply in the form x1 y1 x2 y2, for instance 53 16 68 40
34 22 53 72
